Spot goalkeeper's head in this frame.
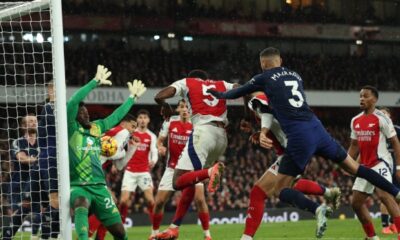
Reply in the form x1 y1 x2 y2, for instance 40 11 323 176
77 102 91 129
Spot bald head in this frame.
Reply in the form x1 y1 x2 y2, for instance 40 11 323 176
259 47 282 71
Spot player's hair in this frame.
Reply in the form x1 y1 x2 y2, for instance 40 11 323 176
46 80 54 86
121 113 136 122
188 69 209 80
137 109 150 117
177 99 186 106
79 101 85 107
361 85 379 99
259 47 280 57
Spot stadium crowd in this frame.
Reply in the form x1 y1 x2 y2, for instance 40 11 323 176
62 0 396 25
64 42 400 91
0 107 375 216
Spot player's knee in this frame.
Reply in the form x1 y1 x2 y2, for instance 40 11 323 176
73 197 89 209
350 198 362 210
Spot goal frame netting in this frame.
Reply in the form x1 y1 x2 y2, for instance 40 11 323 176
0 0 71 239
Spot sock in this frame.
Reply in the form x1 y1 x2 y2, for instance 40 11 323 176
279 188 319 214
198 212 210 236
119 203 129 223
147 202 155 223
75 207 89 240
362 221 376 237
392 216 400 234
41 207 52 239
293 179 325 196
172 186 196 226
31 212 41 235
50 206 60 238
243 185 267 237
174 169 209 190
152 213 164 232
381 214 390 227
357 165 399 197
89 214 101 237
241 234 253 240
95 224 107 240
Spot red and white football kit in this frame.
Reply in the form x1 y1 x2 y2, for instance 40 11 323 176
100 125 136 170
158 116 193 191
122 129 158 192
351 109 397 194
170 77 233 170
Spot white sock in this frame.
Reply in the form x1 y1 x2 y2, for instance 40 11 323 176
240 234 253 240
170 224 179 228
151 229 159 235
324 187 331 197
204 229 211 237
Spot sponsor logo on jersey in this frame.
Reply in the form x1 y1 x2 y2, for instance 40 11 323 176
368 123 376 128
172 127 178 132
355 124 360 128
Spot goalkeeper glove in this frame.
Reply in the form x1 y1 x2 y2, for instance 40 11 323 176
94 65 112 86
127 79 147 99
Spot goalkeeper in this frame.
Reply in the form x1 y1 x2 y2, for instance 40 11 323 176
67 65 146 240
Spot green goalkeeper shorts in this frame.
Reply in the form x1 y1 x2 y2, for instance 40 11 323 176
70 184 122 227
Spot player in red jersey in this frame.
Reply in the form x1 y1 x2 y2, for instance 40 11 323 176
119 109 158 225
154 70 238 239
348 86 400 240
240 93 341 240
88 114 138 240
151 100 212 240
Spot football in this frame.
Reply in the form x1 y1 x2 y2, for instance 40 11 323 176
100 135 118 157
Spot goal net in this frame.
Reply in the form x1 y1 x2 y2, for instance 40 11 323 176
0 0 70 239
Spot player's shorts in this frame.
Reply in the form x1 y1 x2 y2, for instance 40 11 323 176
175 123 227 171
40 156 58 193
352 161 392 194
158 167 203 191
278 116 347 177
70 184 121 227
267 155 283 176
121 171 153 192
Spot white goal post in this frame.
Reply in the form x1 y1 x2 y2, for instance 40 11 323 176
0 0 71 239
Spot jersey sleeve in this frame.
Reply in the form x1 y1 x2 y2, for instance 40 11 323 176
11 139 28 157
350 118 357 140
220 75 264 99
379 114 397 138
260 113 274 129
95 97 135 133
170 79 186 97
149 132 158 165
159 120 170 138
67 79 98 132
223 81 235 91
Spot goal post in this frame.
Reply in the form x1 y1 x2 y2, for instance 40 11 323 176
0 0 71 239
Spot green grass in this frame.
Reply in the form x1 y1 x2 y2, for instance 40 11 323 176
99 219 397 239
15 219 398 239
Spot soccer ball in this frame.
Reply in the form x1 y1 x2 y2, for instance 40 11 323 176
100 135 117 157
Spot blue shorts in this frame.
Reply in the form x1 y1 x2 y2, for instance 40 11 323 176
278 117 347 177
39 156 58 193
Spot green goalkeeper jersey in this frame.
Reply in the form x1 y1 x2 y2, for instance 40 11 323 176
67 79 135 186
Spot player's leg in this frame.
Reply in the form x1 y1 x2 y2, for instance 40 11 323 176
70 186 92 240
88 214 102 238
139 172 155 221
104 223 127 240
376 188 400 238
48 157 60 239
351 190 377 239
380 204 392 234
119 171 137 223
194 184 211 239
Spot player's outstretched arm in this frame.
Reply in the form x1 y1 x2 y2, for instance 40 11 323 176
99 79 147 132
67 65 112 126
207 81 261 99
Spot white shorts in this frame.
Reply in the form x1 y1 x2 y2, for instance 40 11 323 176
158 167 203 191
175 124 227 171
267 155 283 176
121 171 153 192
352 161 392 195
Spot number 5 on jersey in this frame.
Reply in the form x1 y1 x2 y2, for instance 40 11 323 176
202 84 219 107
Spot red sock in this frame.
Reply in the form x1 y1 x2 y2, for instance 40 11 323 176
293 179 325 196
152 213 164 231
244 185 267 237
172 186 196 226
95 224 107 240
362 222 376 237
393 216 400 235
147 202 155 223
174 169 209 190
119 203 129 224
198 212 210 231
88 214 101 237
